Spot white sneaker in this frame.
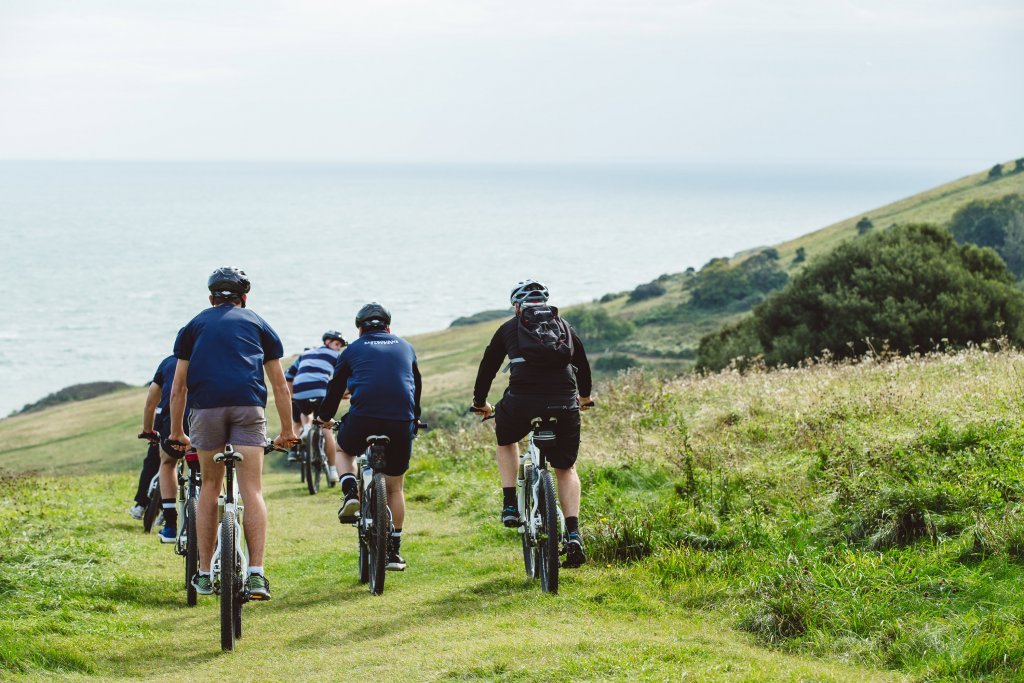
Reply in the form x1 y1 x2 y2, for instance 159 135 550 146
327 466 340 484
129 504 145 520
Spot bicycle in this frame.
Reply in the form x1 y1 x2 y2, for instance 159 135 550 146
336 421 428 595
137 432 162 533
473 402 593 594
303 421 335 495
172 447 201 607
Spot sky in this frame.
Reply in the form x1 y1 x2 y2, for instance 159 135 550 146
0 0 1021 165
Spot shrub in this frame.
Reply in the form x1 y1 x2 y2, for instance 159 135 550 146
989 163 1005 180
689 251 788 311
949 194 1024 277
793 247 806 264
449 308 511 327
628 281 667 303
563 307 635 347
856 216 874 235
751 223 1024 366
594 353 639 372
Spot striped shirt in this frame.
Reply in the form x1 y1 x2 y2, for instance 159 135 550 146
291 345 342 399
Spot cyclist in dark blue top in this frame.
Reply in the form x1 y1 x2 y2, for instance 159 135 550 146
168 266 296 600
317 302 422 571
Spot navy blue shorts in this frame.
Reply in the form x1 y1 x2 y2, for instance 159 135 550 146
335 414 415 476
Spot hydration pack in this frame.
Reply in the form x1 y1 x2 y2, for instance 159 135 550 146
514 305 574 368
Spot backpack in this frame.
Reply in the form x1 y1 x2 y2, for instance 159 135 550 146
515 305 574 368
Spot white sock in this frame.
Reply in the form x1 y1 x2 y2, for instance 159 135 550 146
248 565 264 576
199 570 210 577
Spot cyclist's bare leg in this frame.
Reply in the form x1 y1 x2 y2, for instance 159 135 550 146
496 443 519 488
336 446 357 477
553 465 581 518
158 452 177 499
385 474 405 529
325 430 339 468
196 448 226 572
234 444 267 566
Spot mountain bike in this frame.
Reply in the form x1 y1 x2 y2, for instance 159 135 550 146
339 421 428 595
303 421 334 495
473 403 593 594
137 432 162 532
173 449 201 606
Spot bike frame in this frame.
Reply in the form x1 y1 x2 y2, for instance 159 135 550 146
518 427 566 542
211 448 247 595
174 454 201 555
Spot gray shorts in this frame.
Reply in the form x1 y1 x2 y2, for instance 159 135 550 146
189 406 267 451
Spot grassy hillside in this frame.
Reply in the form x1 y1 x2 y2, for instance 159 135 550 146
5 347 1024 680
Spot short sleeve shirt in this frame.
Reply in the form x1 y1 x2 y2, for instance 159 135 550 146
151 354 178 414
335 332 417 421
173 304 284 409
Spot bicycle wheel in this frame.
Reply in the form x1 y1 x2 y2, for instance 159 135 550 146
305 444 321 496
537 470 559 594
368 473 388 595
358 527 370 584
520 466 535 579
185 497 198 606
220 510 237 651
142 492 161 533
320 433 336 488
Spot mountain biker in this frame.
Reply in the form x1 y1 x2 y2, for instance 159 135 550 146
316 302 422 572
288 332 347 480
168 266 297 600
470 279 593 568
140 353 192 543
130 427 160 521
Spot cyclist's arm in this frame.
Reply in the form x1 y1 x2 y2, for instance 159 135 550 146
472 328 507 407
265 359 296 442
142 381 161 433
317 357 352 421
412 360 422 419
571 331 593 400
169 359 189 441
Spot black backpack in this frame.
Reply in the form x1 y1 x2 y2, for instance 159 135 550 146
516 305 574 368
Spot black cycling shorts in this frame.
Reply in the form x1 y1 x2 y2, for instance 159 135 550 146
291 397 322 423
494 393 581 470
335 414 415 477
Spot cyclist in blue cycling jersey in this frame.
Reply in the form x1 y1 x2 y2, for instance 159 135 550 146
288 332 347 480
316 303 422 571
168 266 296 600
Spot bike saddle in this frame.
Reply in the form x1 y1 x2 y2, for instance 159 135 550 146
366 434 391 447
213 444 245 463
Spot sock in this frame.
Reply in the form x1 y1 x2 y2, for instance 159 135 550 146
161 499 177 528
502 487 516 508
199 570 211 577
565 516 580 535
340 474 357 496
248 565 264 576
390 529 402 552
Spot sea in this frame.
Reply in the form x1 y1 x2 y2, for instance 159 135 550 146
0 161 973 416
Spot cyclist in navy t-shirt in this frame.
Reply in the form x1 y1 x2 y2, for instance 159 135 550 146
168 267 297 600
316 302 422 571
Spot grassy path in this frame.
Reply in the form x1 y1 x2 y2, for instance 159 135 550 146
3 468 904 682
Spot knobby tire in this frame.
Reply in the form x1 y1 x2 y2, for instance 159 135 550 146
521 465 535 579
537 470 559 594
306 439 321 496
368 473 388 595
142 491 161 533
185 497 198 606
220 509 237 651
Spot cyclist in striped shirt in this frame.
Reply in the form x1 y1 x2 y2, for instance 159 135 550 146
290 331 347 483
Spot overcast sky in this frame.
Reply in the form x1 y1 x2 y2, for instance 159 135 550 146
0 0 1021 165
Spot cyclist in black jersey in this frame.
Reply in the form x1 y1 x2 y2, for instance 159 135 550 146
471 279 592 568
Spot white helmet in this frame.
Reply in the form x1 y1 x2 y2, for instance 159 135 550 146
510 279 549 306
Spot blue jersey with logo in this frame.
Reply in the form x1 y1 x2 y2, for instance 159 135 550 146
317 331 421 422
174 304 285 410
291 345 341 400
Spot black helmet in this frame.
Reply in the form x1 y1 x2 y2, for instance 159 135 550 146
355 302 391 330
322 330 347 345
510 279 549 306
207 266 251 295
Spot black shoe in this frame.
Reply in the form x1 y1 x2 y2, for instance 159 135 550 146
286 447 299 463
386 550 406 571
501 505 519 528
562 532 586 568
338 491 359 523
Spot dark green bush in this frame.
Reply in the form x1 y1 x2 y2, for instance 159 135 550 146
949 194 1024 277
627 281 666 303
449 308 512 327
593 353 639 373
564 307 635 347
690 251 788 311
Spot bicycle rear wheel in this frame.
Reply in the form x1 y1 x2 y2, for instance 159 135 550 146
185 497 198 606
368 473 388 595
537 470 559 594
142 491 161 533
306 443 321 495
220 510 237 651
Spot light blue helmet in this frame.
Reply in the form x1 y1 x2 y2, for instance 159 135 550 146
510 279 549 306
